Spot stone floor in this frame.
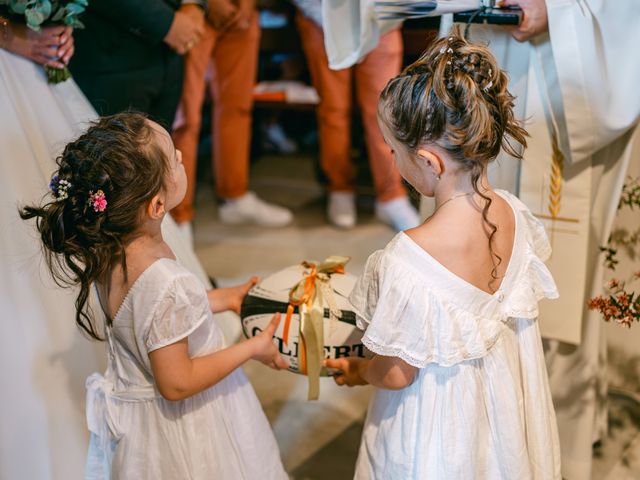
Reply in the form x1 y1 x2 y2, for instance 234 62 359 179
193 152 640 479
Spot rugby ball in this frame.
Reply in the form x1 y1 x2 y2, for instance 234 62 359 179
240 264 365 375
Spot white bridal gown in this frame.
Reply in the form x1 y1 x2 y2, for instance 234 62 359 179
0 49 211 479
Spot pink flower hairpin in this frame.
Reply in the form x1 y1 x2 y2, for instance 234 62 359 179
88 190 107 212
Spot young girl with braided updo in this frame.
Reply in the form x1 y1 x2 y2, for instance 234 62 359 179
20 113 288 479
325 31 562 479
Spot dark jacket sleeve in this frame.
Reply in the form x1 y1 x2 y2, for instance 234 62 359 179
88 0 177 44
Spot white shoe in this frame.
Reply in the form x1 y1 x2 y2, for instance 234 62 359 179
218 192 293 227
175 221 194 246
375 196 421 232
327 191 356 229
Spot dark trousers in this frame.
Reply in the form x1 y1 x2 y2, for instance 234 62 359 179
74 51 184 131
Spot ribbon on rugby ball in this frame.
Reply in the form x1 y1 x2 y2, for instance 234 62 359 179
284 256 350 400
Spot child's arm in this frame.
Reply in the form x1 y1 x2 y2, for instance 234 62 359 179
149 313 287 401
206 276 258 314
325 356 417 390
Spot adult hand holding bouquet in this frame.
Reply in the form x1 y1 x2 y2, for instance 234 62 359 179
0 0 87 83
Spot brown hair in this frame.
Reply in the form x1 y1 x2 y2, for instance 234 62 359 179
379 28 528 290
20 112 170 340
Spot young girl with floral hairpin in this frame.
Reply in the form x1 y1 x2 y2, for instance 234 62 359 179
21 112 288 479
325 30 562 479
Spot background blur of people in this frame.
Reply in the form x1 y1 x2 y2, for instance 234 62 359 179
171 0 293 237
294 0 420 231
69 0 206 130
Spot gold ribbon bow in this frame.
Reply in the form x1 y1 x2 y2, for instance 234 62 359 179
283 256 350 400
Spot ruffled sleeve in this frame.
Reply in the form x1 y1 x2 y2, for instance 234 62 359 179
349 249 506 368
145 273 210 353
348 250 385 330
499 191 559 318
503 191 552 261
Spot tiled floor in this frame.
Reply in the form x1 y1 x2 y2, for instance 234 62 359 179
193 152 640 479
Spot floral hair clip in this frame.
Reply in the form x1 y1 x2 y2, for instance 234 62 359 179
49 175 71 201
88 190 107 213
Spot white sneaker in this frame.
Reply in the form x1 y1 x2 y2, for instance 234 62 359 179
327 191 356 229
175 221 194 246
375 196 421 232
218 192 293 227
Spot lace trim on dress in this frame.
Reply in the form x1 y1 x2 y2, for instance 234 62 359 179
362 328 505 369
353 265 507 367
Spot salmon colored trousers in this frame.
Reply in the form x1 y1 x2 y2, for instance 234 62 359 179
171 15 260 224
296 14 406 202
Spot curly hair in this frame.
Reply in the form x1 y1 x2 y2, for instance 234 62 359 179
379 28 528 290
20 112 170 340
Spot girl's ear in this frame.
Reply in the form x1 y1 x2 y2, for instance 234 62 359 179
416 148 445 178
147 192 166 220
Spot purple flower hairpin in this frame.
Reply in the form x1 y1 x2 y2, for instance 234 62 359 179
88 190 107 213
49 174 71 201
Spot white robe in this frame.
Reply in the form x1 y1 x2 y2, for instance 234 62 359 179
0 49 211 479
450 2 640 477
323 1 640 478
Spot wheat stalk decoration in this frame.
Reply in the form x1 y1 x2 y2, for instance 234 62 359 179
548 132 564 219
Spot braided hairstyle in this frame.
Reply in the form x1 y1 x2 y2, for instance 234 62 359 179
379 28 528 290
20 112 170 340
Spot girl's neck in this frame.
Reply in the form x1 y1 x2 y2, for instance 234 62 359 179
123 218 173 268
434 172 491 208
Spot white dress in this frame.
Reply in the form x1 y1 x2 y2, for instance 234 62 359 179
85 258 287 479
0 49 211 478
349 190 561 479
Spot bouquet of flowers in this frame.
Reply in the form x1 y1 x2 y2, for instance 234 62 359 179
588 274 640 328
0 0 88 83
588 178 640 327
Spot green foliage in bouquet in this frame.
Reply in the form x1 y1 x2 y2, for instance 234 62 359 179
0 0 88 83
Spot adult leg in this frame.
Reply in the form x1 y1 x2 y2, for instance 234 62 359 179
211 14 292 227
354 29 406 202
296 13 354 193
171 27 216 224
354 29 420 231
209 15 260 199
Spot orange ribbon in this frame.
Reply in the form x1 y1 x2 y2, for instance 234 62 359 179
281 257 349 397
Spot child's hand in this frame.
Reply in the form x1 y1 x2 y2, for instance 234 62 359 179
325 358 369 387
250 313 288 370
207 276 258 314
